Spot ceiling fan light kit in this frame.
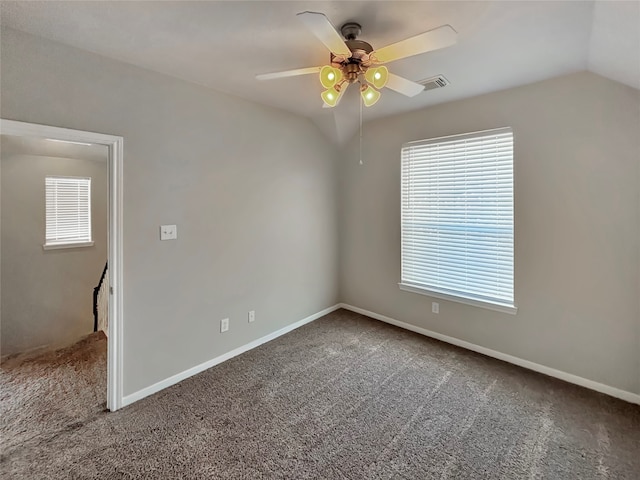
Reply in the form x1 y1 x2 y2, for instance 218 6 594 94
365 66 389 90
360 84 381 107
256 11 457 109
321 87 340 107
319 65 343 89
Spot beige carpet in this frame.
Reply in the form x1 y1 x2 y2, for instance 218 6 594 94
1 310 639 479
1 332 107 455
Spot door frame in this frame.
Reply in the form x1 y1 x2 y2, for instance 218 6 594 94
1 119 124 411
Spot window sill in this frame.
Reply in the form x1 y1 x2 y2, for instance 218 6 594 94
43 241 94 250
398 283 518 315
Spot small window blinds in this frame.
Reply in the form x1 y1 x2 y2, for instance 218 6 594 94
45 176 92 247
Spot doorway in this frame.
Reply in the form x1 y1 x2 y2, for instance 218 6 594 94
0 119 123 411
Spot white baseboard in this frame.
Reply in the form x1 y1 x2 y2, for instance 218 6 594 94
122 304 341 407
339 303 640 405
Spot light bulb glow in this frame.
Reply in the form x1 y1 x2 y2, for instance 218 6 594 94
361 85 381 107
365 66 389 89
320 66 342 89
321 87 340 107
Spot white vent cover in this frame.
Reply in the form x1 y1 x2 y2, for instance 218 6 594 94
418 75 450 91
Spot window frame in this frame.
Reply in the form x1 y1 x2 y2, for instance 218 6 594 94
44 175 94 250
399 127 517 314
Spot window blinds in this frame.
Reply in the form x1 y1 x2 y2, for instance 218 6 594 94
45 176 92 246
401 128 514 307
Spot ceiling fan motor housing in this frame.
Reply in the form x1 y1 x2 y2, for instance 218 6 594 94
331 23 375 83
345 39 373 54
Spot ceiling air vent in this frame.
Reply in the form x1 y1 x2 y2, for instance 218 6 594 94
418 75 450 91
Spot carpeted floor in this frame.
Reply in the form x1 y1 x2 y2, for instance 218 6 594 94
1 309 639 479
1 332 107 454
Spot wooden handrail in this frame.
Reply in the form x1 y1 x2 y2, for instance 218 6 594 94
93 262 108 332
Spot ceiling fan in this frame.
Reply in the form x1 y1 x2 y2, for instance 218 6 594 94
256 12 457 108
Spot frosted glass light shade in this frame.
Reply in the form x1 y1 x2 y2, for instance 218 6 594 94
365 66 389 89
320 66 342 89
321 87 340 107
361 85 381 107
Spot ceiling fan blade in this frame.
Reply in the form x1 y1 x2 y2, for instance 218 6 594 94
297 11 351 56
256 66 322 81
371 25 457 64
322 83 349 108
385 73 425 97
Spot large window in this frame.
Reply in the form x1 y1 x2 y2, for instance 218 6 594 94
44 176 93 249
400 127 515 313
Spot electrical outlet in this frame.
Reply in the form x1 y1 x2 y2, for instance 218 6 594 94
248 310 255 323
432 302 439 314
220 318 229 333
159 225 177 240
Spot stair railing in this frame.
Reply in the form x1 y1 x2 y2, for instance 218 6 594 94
93 262 109 334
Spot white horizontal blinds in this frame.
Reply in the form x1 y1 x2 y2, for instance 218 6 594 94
45 176 92 245
401 128 514 306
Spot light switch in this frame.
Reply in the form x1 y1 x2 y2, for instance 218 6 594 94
160 225 177 240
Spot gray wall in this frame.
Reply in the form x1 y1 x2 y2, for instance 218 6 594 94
1 145 108 356
339 72 640 395
1 28 339 395
3 26 637 399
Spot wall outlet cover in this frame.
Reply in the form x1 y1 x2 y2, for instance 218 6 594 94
220 318 229 333
160 225 178 240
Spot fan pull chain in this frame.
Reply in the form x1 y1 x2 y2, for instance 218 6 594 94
359 97 363 165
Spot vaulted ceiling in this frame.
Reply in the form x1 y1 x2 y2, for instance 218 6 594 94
1 1 638 144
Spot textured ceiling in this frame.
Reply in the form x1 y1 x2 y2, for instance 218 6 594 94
1 1 638 144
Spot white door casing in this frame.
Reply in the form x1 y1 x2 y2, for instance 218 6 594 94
0 119 124 411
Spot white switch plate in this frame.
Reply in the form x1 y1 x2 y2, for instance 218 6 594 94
432 302 439 314
220 318 229 333
248 310 255 323
160 225 177 240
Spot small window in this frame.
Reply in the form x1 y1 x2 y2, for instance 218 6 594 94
44 176 93 249
400 127 515 313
